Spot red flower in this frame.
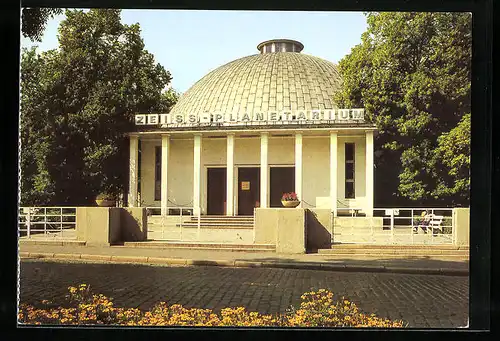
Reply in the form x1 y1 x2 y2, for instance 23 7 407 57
281 192 298 201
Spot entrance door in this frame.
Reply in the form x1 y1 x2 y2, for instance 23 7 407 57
237 167 260 215
270 167 295 207
207 168 227 215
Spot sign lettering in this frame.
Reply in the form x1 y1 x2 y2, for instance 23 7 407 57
134 109 366 127
135 115 146 125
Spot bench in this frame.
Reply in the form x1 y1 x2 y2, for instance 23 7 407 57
414 214 444 235
428 214 444 234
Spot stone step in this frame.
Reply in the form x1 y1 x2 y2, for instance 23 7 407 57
123 241 275 252
329 244 468 250
332 227 416 230
148 217 191 222
318 245 469 256
149 217 254 223
318 251 469 258
149 219 253 223
19 239 86 246
190 219 254 223
149 215 253 219
188 219 254 222
182 221 254 226
196 216 254 218
187 219 254 225
148 224 253 229
148 222 253 226
319 248 469 254
181 225 253 229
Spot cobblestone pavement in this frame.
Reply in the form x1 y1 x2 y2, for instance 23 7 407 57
19 259 469 328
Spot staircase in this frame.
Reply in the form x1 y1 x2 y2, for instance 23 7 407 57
318 244 469 258
123 241 275 252
146 215 258 245
179 215 255 229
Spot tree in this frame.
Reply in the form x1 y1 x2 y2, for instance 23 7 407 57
335 12 471 206
22 7 63 41
159 88 180 113
20 47 56 204
432 113 470 202
20 9 176 206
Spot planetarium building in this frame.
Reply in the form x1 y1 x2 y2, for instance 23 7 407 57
129 39 376 218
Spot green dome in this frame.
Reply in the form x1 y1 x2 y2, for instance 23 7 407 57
169 49 342 117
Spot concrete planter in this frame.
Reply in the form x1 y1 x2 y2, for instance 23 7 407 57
281 200 300 208
95 199 116 207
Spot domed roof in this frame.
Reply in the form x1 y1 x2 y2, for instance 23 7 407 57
169 45 342 117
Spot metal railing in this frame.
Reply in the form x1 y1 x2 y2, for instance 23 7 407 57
145 206 201 241
332 208 454 245
18 207 77 240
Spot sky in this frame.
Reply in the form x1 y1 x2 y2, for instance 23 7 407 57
21 10 368 94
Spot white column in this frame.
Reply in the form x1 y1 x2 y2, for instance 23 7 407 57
161 134 170 216
128 135 139 207
295 132 303 208
330 131 338 216
260 132 269 208
193 134 202 216
365 130 374 217
226 134 235 216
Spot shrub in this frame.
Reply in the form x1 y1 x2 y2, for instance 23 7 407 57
95 192 116 201
442 217 453 235
18 284 407 327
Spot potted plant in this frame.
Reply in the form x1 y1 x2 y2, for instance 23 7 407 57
281 192 300 208
95 192 117 207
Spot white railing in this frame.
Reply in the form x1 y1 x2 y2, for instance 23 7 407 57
145 206 201 241
333 208 454 245
18 207 77 240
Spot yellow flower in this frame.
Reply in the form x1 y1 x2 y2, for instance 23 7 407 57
19 285 407 327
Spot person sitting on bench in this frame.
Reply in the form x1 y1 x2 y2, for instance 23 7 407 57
414 211 431 233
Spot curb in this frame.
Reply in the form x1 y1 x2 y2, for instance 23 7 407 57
19 240 86 246
19 253 469 276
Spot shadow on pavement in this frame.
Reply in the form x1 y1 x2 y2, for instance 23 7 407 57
230 255 469 271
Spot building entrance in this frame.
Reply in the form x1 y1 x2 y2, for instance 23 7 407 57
207 168 227 215
237 167 260 215
270 167 295 207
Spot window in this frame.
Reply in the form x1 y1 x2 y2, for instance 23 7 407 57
345 143 355 199
155 146 161 201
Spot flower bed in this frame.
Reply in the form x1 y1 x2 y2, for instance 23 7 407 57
18 284 406 327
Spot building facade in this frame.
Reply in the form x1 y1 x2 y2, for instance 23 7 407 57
128 39 376 217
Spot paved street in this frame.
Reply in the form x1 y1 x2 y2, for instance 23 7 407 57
19 259 468 328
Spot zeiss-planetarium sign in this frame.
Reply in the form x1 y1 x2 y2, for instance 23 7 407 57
135 108 365 127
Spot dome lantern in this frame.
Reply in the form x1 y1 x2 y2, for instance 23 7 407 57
257 39 304 54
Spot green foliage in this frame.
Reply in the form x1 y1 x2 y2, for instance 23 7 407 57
335 12 471 206
95 192 117 201
442 217 453 235
432 113 470 202
20 9 176 206
22 8 63 42
159 88 180 113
